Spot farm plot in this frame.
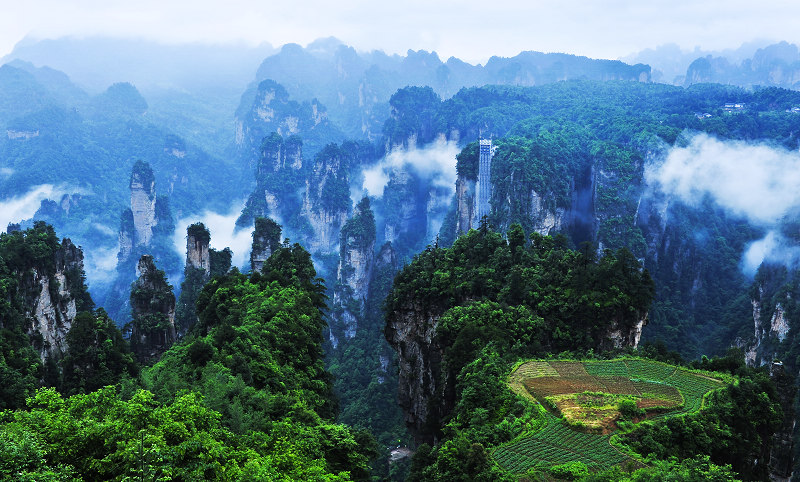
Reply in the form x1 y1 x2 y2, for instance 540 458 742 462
496 358 725 474
663 368 724 413
493 414 628 473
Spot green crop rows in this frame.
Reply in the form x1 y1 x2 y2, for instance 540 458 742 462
493 414 628 473
495 358 725 474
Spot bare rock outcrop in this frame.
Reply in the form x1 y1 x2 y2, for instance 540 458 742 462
331 197 375 342
25 238 86 360
301 143 351 254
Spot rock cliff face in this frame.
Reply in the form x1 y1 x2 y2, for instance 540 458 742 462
529 189 568 234
129 161 157 247
606 317 647 349
301 144 351 254
234 78 340 164
106 161 179 326
384 302 446 444
129 255 176 363
24 238 85 360
737 267 797 479
454 168 573 237
331 198 376 341
371 242 400 385
118 161 169 262
118 209 134 261
250 217 282 273
236 133 303 228
745 268 793 367
186 224 210 271
383 167 426 247
454 174 476 234
386 301 647 444
257 132 303 174
175 223 234 336
426 185 451 240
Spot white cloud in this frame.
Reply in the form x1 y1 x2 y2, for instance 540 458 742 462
361 163 390 198
647 134 800 226
648 134 800 274
361 137 459 198
173 201 253 271
83 243 120 287
741 231 800 276
0 184 75 229
91 223 116 236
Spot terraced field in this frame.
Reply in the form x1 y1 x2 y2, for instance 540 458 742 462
493 413 627 472
494 358 725 474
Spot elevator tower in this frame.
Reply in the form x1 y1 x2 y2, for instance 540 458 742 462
476 139 494 222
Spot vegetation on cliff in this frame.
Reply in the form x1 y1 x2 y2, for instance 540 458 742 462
388 225 654 351
386 226 783 480
0 223 375 480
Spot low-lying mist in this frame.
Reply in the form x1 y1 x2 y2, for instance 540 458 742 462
83 243 120 287
172 202 252 271
0 184 78 229
360 137 459 198
647 133 800 274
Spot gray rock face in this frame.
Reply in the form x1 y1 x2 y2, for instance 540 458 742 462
250 217 282 273
118 215 133 261
384 303 447 445
301 146 350 254
332 199 376 339
529 189 567 235
455 174 475 234
130 168 156 247
747 282 791 367
25 238 84 360
384 167 424 244
235 79 332 164
303 197 348 253
386 295 647 444
118 161 161 265
236 133 301 228
453 168 573 238
606 316 648 350
186 231 210 271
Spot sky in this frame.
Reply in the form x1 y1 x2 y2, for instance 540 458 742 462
2 0 799 64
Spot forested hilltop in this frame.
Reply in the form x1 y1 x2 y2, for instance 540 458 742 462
0 224 375 480
0 223 786 480
384 225 789 480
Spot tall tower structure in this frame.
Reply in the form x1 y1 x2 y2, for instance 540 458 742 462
476 139 494 221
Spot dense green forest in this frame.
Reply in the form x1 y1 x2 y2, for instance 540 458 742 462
7 38 800 480
0 225 376 480
398 79 800 361
384 225 786 481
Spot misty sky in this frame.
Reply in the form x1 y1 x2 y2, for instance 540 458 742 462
3 0 799 63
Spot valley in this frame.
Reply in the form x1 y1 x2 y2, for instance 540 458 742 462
1 31 800 480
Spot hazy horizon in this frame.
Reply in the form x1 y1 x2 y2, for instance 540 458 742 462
4 0 800 65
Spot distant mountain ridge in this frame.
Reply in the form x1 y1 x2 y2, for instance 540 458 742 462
626 40 800 90
4 36 654 160
242 37 651 140
1 36 275 93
